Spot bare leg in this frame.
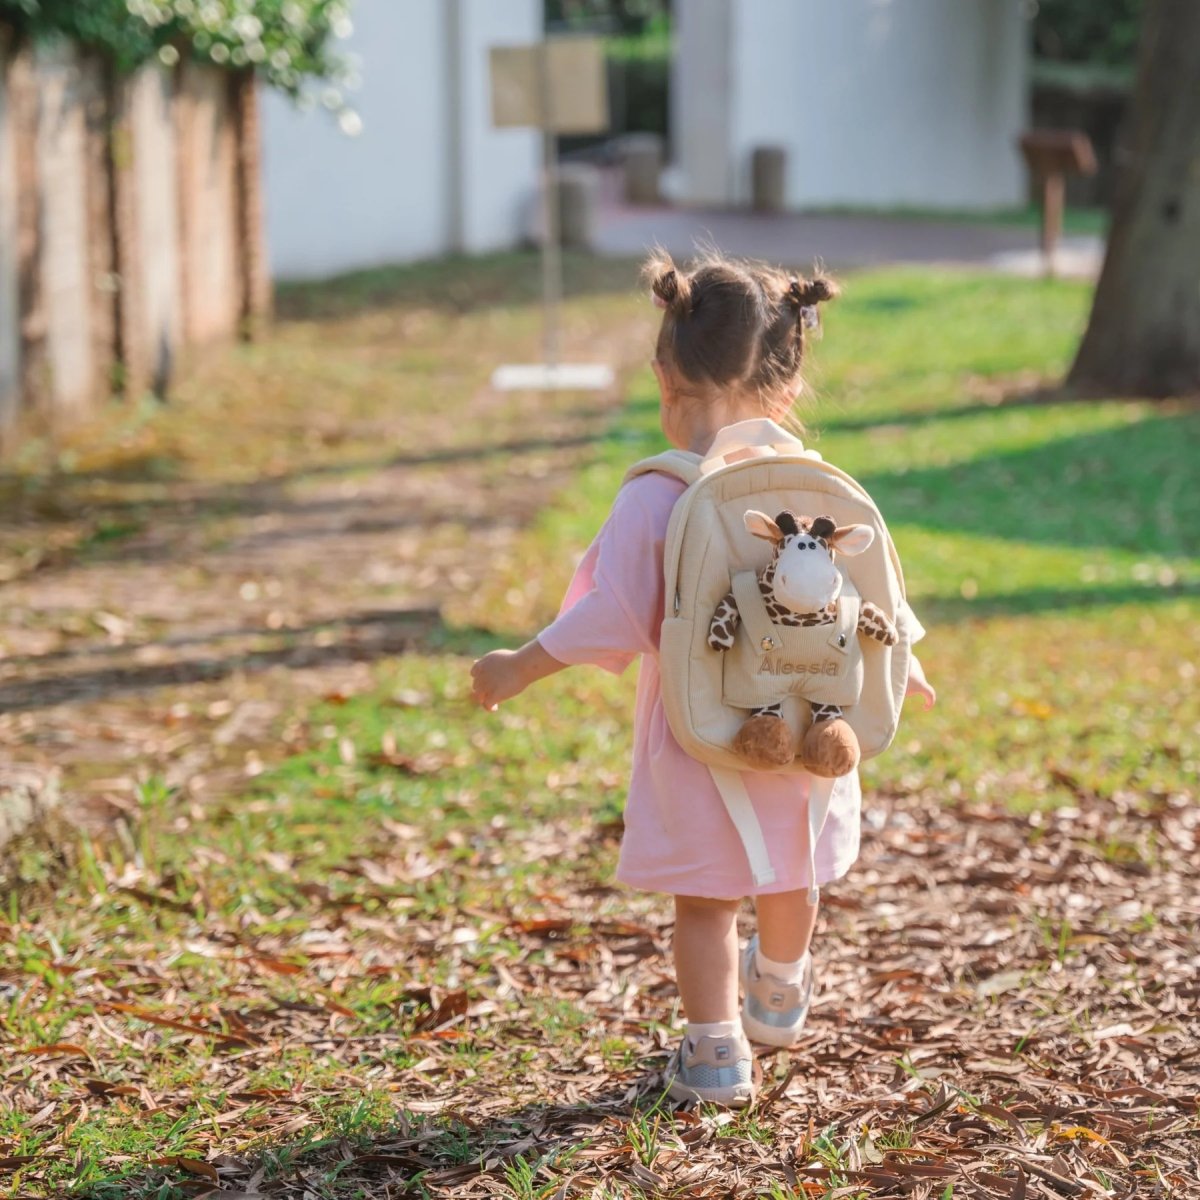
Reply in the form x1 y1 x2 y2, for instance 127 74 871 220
754 889 819 962
672 894 741 1023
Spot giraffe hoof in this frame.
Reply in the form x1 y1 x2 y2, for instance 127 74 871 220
800 718 860 777
733 714 795 769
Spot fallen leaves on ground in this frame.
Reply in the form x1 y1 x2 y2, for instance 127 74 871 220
2 790 1196 1198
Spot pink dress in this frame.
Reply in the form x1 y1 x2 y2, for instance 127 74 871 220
537 470 865 899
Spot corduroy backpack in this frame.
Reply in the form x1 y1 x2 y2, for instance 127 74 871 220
625 418 915 899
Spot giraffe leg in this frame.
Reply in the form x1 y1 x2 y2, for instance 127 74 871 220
733 706 794 769
800 703 860 777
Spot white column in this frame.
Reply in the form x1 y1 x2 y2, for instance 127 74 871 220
672 0 735 206
0 38 19 432
452 0 541 254
35 42 95 417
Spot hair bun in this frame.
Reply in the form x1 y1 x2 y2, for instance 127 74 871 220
787 276 839 309
642 251 692 313
653 269 679 306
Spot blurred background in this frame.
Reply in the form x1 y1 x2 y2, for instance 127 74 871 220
0 0 1153 429
2 4 1198 1197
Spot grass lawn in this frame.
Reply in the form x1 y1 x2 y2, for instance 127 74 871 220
2 261 1197 1198
804 206 1110 238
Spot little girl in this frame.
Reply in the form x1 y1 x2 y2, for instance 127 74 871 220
470 250 935 1107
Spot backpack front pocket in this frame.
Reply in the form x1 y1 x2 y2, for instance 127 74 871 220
722 616 864 710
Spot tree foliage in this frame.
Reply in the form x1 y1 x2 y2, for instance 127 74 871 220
0 0 356 108
545 0 670 37
1032 0 1145 67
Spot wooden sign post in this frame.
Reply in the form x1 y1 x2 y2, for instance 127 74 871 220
490 36 612 391
1019 129 1097 277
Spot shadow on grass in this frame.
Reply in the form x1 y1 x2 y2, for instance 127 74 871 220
74 1082 668 1199
6 569 1195 719
275 249 640 323
0 607 445 715
0 423 621 581
859 409 1200 560
916 580 1200 624
812 382 1078 434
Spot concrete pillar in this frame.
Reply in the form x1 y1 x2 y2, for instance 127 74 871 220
0 33 20 437
126 63 182 397
35 42 99 419
751 145 786 211
175 60 239 346
233 72 271 339
622 133 663 205
671 0 734 205
557 163 599 249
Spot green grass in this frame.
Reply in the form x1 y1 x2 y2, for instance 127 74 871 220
808 204 1110 237
3 262 1198 1198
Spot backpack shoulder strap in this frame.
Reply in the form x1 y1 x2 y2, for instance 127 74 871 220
623 450 703 489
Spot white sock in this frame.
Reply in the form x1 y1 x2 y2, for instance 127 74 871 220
685 1019 741 1045
755 947 808 984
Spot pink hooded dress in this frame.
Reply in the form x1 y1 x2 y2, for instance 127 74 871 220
537 469 870 899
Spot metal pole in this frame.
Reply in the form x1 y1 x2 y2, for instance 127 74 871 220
538 41 562 369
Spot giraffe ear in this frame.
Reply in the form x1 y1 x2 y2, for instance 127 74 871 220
744 510 784 544
831 523 875 556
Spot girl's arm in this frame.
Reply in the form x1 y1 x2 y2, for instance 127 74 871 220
471 639 566 711
905 654 936 710
471 473 682 713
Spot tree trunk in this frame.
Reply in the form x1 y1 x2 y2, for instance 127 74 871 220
1066 0 1200 398
231 69 271 341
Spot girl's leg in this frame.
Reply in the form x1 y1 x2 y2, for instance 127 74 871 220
742 891 817 1047
672 894 741 1022
667 894 757 1108
754 889 819 963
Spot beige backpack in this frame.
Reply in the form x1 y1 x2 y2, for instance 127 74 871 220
625 419 915 898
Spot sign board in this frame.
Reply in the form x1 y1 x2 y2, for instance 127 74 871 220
1019 129 1097 178
490 36 607 134
487 35 612 392
1018 128 1097 274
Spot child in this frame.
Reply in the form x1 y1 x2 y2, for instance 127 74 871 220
470 250 936 1107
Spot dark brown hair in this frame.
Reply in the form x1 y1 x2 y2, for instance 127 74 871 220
643 249 839 411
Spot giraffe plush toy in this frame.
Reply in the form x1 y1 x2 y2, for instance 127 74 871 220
707 510 899 775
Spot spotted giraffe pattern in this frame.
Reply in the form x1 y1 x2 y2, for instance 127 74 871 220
707 516 899 723
707 563 898 649
755 700 844 723
707 561 836 651
859 601 899 646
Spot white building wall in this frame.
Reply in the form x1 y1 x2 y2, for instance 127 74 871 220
679 0 1028 211
672 0 734 206
455 0 542 254
262 0 540 279
262 0 447 278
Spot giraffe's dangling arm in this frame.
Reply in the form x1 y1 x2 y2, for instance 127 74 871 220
858 602 899 646
707 590 741 650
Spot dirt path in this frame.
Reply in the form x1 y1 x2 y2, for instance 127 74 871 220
0 259 652 835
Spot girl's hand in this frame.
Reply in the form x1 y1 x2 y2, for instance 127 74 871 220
470 649 529 712
470 640 567 712
905 655 936 711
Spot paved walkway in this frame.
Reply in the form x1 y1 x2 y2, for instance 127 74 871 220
590 172 1104 278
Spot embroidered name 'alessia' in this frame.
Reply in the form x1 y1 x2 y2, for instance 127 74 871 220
757 659 840 677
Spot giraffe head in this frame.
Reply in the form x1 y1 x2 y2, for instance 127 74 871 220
744 509 875 613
